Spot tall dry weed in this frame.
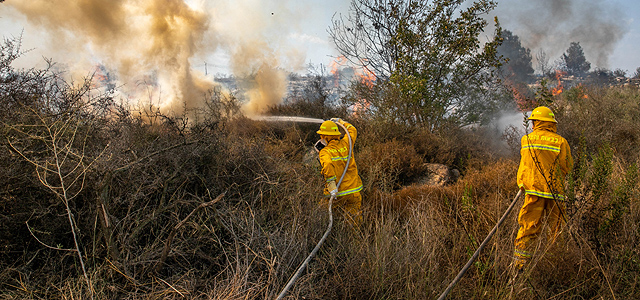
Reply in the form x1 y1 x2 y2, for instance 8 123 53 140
3 35 640 299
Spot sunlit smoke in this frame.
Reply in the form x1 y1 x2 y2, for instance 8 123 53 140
3 0 214 113
227 39 289 115
2 0 305 115
242 62 288 115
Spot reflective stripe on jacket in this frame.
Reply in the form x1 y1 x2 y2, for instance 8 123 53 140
319 121 363 197
517 121 573 200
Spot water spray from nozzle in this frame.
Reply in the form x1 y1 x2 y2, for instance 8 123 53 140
248 115 324 123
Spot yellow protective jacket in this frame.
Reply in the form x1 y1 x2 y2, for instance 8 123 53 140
517 121 573 200
319 120 363 197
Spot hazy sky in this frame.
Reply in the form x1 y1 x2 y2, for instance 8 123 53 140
312 0 640 74
494 0 639 74
1 0 638 75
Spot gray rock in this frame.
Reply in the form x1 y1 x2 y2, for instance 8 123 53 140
415 163 459 187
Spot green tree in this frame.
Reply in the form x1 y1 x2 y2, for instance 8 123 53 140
562 42 591 77
587 67 615 86
330 0 503 129
497 30 534 83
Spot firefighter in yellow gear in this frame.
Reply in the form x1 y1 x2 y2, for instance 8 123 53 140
315 118 363 226
514 106 573 270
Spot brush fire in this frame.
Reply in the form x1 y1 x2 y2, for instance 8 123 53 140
2 0 640 299
2 0 306 116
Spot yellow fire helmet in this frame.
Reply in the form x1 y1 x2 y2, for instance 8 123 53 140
528 106 557 123
316 120 341 135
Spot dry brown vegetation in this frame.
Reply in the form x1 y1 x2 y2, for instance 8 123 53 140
1 37 640 299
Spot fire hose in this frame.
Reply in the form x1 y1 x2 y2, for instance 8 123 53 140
275 120 353 300
436 189 523 300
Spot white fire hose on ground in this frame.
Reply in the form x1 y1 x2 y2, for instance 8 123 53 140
254 116 522 299
275 120 353 300
436 189 523 300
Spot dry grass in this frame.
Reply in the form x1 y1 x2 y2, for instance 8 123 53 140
2 36 640 299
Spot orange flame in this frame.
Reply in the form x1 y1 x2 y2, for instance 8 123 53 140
506 81 534 111
512 86 527 108
358 66 375 87
91 65 111 89
351 99 371 118
329 56 376 88
551 70 566 96
329 56 348 88
329 56 348 76
577 83 589 99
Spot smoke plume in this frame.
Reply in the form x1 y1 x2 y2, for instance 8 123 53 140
495 0 628 69
2 0 304 114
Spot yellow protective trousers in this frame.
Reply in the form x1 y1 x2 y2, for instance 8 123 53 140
320 192 362 227
514 194 565 267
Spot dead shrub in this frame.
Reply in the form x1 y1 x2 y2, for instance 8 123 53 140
556 85 640 163
455 159 518 198
3 35 640 299
393 184 456 212
357 139 425 193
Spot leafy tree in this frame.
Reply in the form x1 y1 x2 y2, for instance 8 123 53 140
632 67 640 79
497 30 534 83
330 0 503 129
587 67 615 85
562 42 591 77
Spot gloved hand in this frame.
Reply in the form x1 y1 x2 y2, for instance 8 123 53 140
330 117 343 124
327 181 338 198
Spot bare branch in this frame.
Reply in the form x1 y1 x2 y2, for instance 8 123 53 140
155 192 226 273
6 138 54 172
115 140 199 172
26 221 77 252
